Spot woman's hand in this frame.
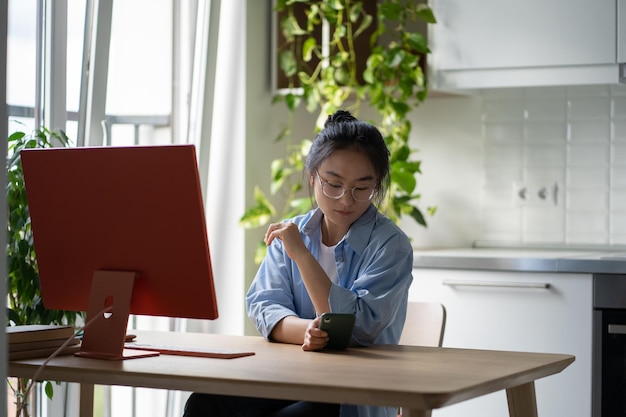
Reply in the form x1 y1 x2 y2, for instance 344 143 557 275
265 222 309 261
266 221 332 316
302 316 328 351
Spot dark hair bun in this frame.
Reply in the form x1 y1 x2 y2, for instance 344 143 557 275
324 110 357 128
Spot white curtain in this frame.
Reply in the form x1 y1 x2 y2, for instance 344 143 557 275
161 1 248 413
187 0 247 337
104 1 248 416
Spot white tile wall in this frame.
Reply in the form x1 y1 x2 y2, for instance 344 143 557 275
481 85 626 246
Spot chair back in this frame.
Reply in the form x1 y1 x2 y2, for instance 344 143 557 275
399 301 446 347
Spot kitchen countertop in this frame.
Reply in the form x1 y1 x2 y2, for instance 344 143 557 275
412 247 626 274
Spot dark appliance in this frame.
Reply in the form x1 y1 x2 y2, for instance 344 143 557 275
593 274 626 417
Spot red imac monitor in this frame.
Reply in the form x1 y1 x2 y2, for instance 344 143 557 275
21 144 218 360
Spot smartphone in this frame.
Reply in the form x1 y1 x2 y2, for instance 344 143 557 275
319 312 356 350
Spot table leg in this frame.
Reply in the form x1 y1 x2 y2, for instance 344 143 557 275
506 381 538 417
401 409 432 417
79 383 94 417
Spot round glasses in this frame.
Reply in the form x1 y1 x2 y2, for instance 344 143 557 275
316 172 376 202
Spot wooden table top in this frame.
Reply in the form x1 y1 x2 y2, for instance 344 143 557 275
8 330 575 411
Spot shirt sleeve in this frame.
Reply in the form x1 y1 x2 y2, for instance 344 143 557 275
246 238 301 340
329 232 414 346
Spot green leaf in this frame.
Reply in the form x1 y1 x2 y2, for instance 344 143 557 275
306 4 322 30
362 67 374 84
391 145 411 163
7 130 26 145
416 88 428 102
303 37 317 62
332 24 347 39
328 0 345 11
284 93 301 111
279 50 298 77
403 160 422 174
239 206 273 229
304 86 321 113
44 381 54 399
353 13 372 38
413 65 425 88
281 14 307 39
378 3 403 20
239 187 276 229
416 5 437 24
408 206 427 227
387 48 404 68
271 159 290 194
405 32 429 54
334 67 349 84
391 169 417 194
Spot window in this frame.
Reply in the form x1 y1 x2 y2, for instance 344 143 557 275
104 0 173 146
6 1 186 416
7 0 38 134
6 0 177 147
5 2 233 415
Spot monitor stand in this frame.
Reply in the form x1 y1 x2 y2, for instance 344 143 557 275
75 270 159 360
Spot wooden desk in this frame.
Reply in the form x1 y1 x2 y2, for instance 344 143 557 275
8 330 574 417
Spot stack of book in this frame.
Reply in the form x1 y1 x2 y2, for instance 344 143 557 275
7 324 80 360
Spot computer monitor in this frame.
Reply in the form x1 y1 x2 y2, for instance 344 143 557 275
21 144 218 360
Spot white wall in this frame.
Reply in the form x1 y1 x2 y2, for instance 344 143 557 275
405 85 626 249
479 86 626 246
401 94 484 248
404 85 626 249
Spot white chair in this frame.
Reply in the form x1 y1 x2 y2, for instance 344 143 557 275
397 302 447 416
399 301 446 347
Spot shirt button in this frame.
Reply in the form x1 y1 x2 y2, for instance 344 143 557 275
337 256 343 262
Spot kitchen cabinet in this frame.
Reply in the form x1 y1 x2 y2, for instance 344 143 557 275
409 268 592 417
428 0 625 90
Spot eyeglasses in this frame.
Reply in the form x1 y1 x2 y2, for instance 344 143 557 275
316 171 376 202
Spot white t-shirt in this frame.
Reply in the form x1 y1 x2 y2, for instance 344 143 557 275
318 237 339 285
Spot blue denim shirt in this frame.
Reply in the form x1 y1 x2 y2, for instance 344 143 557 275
246 204 413 417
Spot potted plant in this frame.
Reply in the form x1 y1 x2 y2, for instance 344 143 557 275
6 127 82 417
241 0 437 261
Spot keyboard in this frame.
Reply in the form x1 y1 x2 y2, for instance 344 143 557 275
124 342 255 359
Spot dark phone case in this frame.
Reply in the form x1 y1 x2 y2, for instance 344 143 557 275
319 313 356 350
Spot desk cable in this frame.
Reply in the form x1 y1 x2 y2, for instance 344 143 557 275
15 306 112 417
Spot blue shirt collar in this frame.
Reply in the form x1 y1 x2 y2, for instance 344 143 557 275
301 205 378 256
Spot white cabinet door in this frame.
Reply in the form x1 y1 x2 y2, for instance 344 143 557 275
410 269 592 417
429 0 620 89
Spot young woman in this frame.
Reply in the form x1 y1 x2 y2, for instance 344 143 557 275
183 110 414 417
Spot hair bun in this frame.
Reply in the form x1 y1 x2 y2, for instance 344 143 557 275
324 110 357 128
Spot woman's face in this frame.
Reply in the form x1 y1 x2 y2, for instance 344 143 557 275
311 149 377 236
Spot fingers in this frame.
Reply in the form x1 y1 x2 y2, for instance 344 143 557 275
302 317 328 351
302 330 328 351
264 222 295 246
264 222 281 246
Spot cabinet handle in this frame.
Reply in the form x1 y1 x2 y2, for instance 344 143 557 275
608 324 626 335
442 280 551 289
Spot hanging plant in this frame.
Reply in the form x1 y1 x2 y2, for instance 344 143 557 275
241 0 437 262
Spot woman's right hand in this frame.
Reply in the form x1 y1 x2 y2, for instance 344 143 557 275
302 316 329 351
264 222 309 262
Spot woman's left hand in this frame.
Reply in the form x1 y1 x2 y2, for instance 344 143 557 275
302 316 329 351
